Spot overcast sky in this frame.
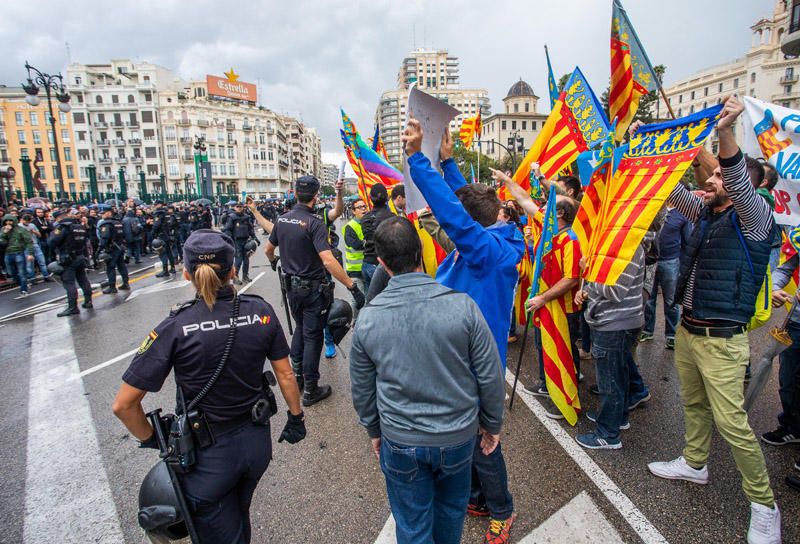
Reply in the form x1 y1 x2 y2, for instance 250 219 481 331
1 0 773 170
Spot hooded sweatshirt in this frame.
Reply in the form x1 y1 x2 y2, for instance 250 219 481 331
408 154 525 366
0 215 34 255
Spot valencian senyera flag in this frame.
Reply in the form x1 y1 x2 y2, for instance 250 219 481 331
371 124 390 161
504 66 609 201
609 0 660 141
585 104 722 285
459 112 482 148
529 186 580 425
778 228 800 311
741 96 800 225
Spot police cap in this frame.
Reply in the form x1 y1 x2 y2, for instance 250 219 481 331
295 175 320 197
97 204 113 213
52 209 68 218
183 229 234 276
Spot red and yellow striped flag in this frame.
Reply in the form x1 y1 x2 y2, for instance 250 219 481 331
780 229 800 309
540 297 580 425
459 112 481 148
585 105 722 284
572 162 610 257
753 109 792 161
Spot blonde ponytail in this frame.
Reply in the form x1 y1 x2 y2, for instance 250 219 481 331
192 263 229 309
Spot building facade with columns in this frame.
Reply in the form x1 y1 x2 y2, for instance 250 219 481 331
0 86 81 196
480 80 549 169
663 0 798 152
377 48 491 166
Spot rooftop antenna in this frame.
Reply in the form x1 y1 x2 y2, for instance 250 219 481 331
65 41 72 64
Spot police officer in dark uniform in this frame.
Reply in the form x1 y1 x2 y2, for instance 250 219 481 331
199 205 213 229
49 208 93 317
187 205 202 233
266 175 365 406
224 201 255 285
86 207 100 269
97 204 130 294
152 201 178 277
112 230 306 544
177 205 191 252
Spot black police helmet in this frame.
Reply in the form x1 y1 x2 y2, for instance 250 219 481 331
327 298 353 344
138 462 189 540
47 261 64 276
152 238 165 254
244 239 258 256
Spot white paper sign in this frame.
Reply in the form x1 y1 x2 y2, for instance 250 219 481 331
742 96 800 226
403 84 461 212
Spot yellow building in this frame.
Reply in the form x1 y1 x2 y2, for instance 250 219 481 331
0 86 81 196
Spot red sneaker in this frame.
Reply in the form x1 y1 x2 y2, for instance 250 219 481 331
467 502 489 517
484 513 516 544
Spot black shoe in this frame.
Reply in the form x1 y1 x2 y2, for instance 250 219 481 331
81 300 93 309
57 306 79 317
761 427 800 446
787 473 800 492
155 270 169 278
102 286 118 294
302 382 332 407
243 276 252 283
169 268 176 274
119 283 131 291
43 275 55 283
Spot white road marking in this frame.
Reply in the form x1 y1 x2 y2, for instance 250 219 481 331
77 272 266 379
517 491 623 544
14 288 50 300
373 514 396 544
124 278 191 301
24 312 124 543
504 370 668 544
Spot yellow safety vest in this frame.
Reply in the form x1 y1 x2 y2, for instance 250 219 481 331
344 219 364 273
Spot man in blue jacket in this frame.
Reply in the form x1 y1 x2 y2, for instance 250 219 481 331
403 120 524 544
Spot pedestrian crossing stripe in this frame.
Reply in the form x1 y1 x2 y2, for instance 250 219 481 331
137 330 158 354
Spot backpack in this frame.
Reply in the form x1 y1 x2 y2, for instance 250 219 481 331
131 220 143 236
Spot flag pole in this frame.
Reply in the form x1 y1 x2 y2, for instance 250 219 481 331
509 312 532 411
477 140 481 184
659 87 677 120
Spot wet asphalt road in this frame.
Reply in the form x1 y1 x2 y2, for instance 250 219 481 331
0 229 798 543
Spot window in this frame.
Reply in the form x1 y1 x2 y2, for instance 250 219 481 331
514 103 519 113
690 91 695 100
525 103 530 112
61 129 70 143
96 95 103 104
511 121 517 130
129 113 138 125
18 130 26 143
128 94 135 103
39 167 45 180
73 112 85 124
47 131 53 144
59 112 67 125
30 112 39 125
20 148 28 158
165 127 176 140
167 144 177 159
144 92 152 102
64 147 72 161
78 149 90 161
689 105 695 114
734 78 739 89
227 147 235 159
522 121 527 130
74 76 82 85
751 73 756 83
67 166 74 179
15 112 23 125
209 145 216 158
169 163 179 175
52 166 59 179
718 83 723 93
32 130 41 144
786 85 793 95
142 111 154 123
704 87 708 97
112 95 119 104
145 147 158 159
50 148 57 161
678 94 683 103
788 67 795 79
501 120 507 130
77 131 86 142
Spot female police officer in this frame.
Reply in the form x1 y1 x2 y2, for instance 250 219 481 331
112 229 306 543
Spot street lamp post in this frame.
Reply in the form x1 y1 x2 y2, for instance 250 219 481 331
193 136 208 198
476 135 525 174
21 62 71 200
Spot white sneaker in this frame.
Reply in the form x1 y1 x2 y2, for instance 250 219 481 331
647 456 709 485
748 502 781 544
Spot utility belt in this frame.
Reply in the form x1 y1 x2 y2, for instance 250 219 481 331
681 316 747 339
282 272 331 299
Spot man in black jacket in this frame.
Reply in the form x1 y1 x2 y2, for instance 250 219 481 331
359 184 394 290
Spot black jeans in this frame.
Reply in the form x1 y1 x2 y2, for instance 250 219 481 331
288 287 328 383
234 239 250 279
61 256 92 307
182 423 271 544
105 246 129 286
159 240 176 269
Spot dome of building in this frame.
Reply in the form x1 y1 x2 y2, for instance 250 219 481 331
506 79 536 98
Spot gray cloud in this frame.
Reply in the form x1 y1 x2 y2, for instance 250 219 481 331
0 0 771 169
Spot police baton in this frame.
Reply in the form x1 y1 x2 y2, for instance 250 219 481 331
145 409 201 544
276 264 294 335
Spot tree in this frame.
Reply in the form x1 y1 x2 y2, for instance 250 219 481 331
319 184 335 196
601 64 668 137
452 132 499 184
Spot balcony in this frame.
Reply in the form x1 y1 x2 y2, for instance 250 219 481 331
113 138 126 146
242 123 253 131
781 14 800 56
130 156 143 164
182 154 193 161
115 157 128 164
178 119 191 126
267 128 275 135
110 121 125 128
781 74 799 84
0 138 7 145
99 157 112 164
227 139 237 145
126 121 139 127
93 121 108 128
128 138 142 145
226 121 235 130
97 139 110 146
180 136 192 144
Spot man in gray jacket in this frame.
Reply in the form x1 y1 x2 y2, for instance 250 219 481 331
350 216 505 544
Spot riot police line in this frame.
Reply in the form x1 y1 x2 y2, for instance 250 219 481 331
105 177 363 543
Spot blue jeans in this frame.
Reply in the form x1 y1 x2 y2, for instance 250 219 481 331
469 440 514 519
381 436 475 544
643 258 680 339
361 261 378 291
4 253 28 292
591 328 648 440
25 243 48 277
778 323 800 434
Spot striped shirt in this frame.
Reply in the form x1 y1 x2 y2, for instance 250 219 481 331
667 151 773 311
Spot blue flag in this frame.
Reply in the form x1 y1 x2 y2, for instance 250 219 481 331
545 45 559 110
470 162 476 184
529 186 558 300
576 126 626 187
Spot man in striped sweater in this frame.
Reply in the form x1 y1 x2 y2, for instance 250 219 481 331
647 96 780 544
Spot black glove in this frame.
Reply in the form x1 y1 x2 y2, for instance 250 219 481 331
270 258 279 272
138 434 159 450
278 411 306 444
349 284 365 309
